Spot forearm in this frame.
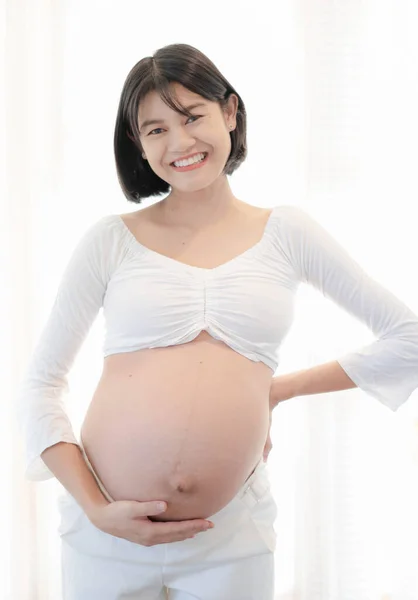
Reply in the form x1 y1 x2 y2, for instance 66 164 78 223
270 360 357 409
41 442 110 517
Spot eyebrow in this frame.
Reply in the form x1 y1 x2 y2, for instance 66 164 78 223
139 103 207 132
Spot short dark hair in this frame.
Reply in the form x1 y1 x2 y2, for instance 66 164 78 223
113 43 248 204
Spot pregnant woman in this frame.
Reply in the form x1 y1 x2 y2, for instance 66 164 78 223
16 43 418 600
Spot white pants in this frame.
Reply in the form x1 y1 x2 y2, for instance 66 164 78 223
57 446 278 600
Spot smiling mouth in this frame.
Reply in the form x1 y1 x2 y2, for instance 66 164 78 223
170 152 208 167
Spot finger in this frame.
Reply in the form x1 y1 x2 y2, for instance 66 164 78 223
145 519 212 543
141 502 168 516
160 519 212 533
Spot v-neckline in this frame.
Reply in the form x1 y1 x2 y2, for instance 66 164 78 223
114 206 278 274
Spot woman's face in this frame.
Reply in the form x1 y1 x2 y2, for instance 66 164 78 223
137 82 237 194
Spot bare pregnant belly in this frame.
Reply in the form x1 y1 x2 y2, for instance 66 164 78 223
80 333 274 521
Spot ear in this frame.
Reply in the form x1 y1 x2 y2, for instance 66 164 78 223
224 93 239 128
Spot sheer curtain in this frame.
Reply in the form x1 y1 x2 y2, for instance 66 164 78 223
4 0 418 598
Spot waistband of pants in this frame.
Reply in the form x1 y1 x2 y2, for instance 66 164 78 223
78 437 263 507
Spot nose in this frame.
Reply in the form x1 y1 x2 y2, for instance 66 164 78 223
167 128 199 154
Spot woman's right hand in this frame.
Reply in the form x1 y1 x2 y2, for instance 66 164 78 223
88 500 214 546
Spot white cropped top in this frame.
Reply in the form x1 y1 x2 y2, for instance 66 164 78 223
15 205 418 481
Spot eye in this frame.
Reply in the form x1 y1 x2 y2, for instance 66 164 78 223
148 115 202 136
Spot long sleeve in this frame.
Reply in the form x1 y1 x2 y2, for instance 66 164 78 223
276 205 418 412
15 216 117 481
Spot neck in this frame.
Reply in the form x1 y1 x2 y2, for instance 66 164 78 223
158 179 241 229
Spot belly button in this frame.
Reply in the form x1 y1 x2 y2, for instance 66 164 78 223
171 475 196 494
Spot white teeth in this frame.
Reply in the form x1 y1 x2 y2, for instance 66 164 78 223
173 153 206 167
